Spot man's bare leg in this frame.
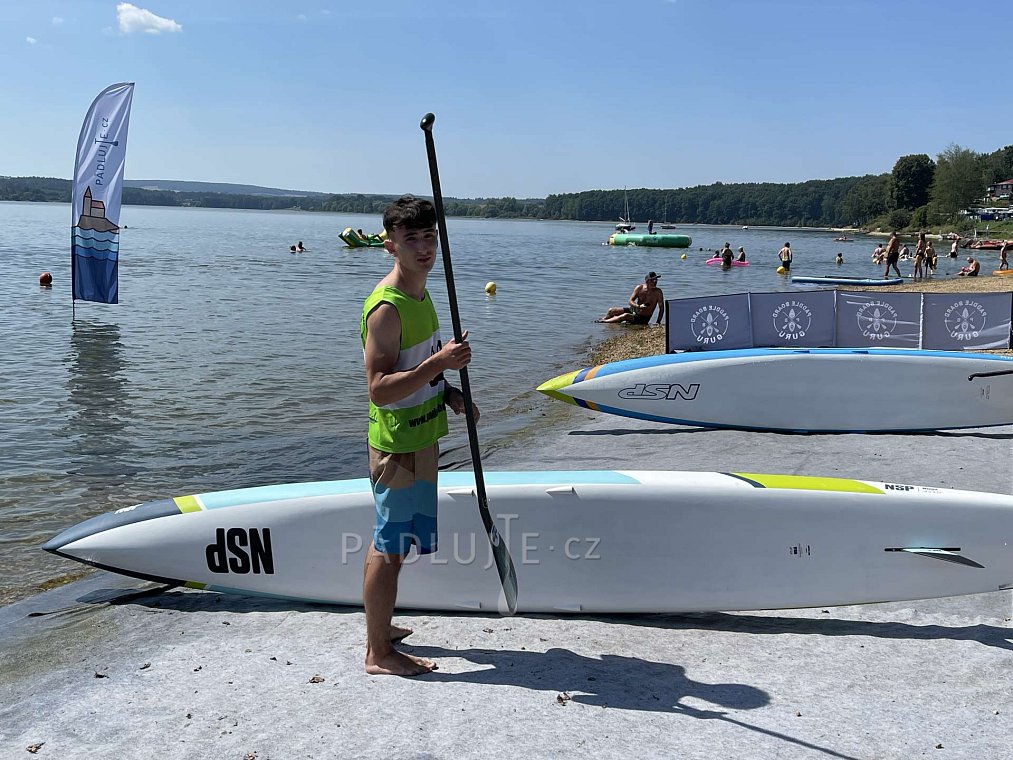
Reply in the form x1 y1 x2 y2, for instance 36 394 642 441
363 544 435 676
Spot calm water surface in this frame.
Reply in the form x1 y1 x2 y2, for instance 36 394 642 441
2 202 892 603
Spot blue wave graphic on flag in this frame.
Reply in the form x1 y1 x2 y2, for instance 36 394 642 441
72 237 118 253
73 230 118 243
72 226 120 303
73 244 119 262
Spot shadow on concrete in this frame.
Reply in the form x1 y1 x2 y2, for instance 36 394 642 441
409 643 859 760
64 587 1013 654
594 610 1013 652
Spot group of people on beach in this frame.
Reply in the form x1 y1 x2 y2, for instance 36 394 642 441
873 232 937 279
870 232 1011 278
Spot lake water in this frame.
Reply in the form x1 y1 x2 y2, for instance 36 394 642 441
1 201 893 603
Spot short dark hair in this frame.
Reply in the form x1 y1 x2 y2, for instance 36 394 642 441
384 195 437 234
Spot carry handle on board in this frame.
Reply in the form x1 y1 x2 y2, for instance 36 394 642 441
968 369 1013 380
420 112 518 615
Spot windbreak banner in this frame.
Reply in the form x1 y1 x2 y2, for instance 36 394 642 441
921 293 1013 350
749 290 837 347
835 291 922 348
71 82 135 304
666 294 752 352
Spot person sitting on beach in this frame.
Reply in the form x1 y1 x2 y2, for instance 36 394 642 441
598 272 665 326
883 232 902 278
958 256 980 277
736 246 747 262
835 252 844 265
296 241 307 252
1000 240 1010 270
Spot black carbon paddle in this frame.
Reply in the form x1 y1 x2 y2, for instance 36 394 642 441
420 112 518 614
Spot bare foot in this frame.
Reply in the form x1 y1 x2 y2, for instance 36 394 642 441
390 624 413 642
365 649 437 677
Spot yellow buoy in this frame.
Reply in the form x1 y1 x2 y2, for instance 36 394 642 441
776 266 786 275
484 281 497 295
680 253 687 260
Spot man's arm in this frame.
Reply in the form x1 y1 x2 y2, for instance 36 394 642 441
655 293 665 325
628 284 644 309
364 303 470 407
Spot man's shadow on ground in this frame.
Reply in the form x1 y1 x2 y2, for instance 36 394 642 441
405 642 861 760
409 643 766 713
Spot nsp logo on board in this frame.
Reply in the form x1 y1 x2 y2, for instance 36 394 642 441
771 300 813 341
689 304 730 345
618 383 700 401
943 299 988 341
856 300 899 340
206 527 275 574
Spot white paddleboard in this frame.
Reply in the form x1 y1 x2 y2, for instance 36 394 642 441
44 471 1013 613
537 348 1013 432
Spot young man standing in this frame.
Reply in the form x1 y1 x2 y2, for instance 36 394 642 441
360 195 477 676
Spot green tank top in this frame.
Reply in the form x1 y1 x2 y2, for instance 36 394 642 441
361 285 448 452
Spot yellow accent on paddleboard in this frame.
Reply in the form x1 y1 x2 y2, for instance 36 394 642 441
174 495 203 513
536 370 581 405
184 581 206 590
735 473 883 494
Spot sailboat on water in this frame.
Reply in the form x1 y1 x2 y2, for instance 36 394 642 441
615 188 635 233
660 198 677 229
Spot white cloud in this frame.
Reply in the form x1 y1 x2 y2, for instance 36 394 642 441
26 36 37 44
116 3 182 34
321 8 332 14
52 16 64 25
297 13 307 21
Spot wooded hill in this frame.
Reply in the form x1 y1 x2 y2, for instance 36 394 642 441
3 142 1010 229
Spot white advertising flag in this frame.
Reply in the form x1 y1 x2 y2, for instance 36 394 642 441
71 82 135 304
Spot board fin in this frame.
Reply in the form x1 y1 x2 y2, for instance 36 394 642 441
885 547 984 568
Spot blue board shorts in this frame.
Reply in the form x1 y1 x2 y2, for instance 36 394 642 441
367 442 439 555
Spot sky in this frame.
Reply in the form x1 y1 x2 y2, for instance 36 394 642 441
3 0 1011 199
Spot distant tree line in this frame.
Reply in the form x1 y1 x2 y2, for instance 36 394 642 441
0 176 545 220
3 142 1010 230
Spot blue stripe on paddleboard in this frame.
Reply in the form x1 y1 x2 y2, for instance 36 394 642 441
576 347 1013 381
197 471 641 508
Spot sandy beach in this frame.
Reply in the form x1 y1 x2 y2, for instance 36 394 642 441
3 273 1012 760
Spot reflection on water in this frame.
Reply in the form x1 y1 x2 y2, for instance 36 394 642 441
63 321 136 494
